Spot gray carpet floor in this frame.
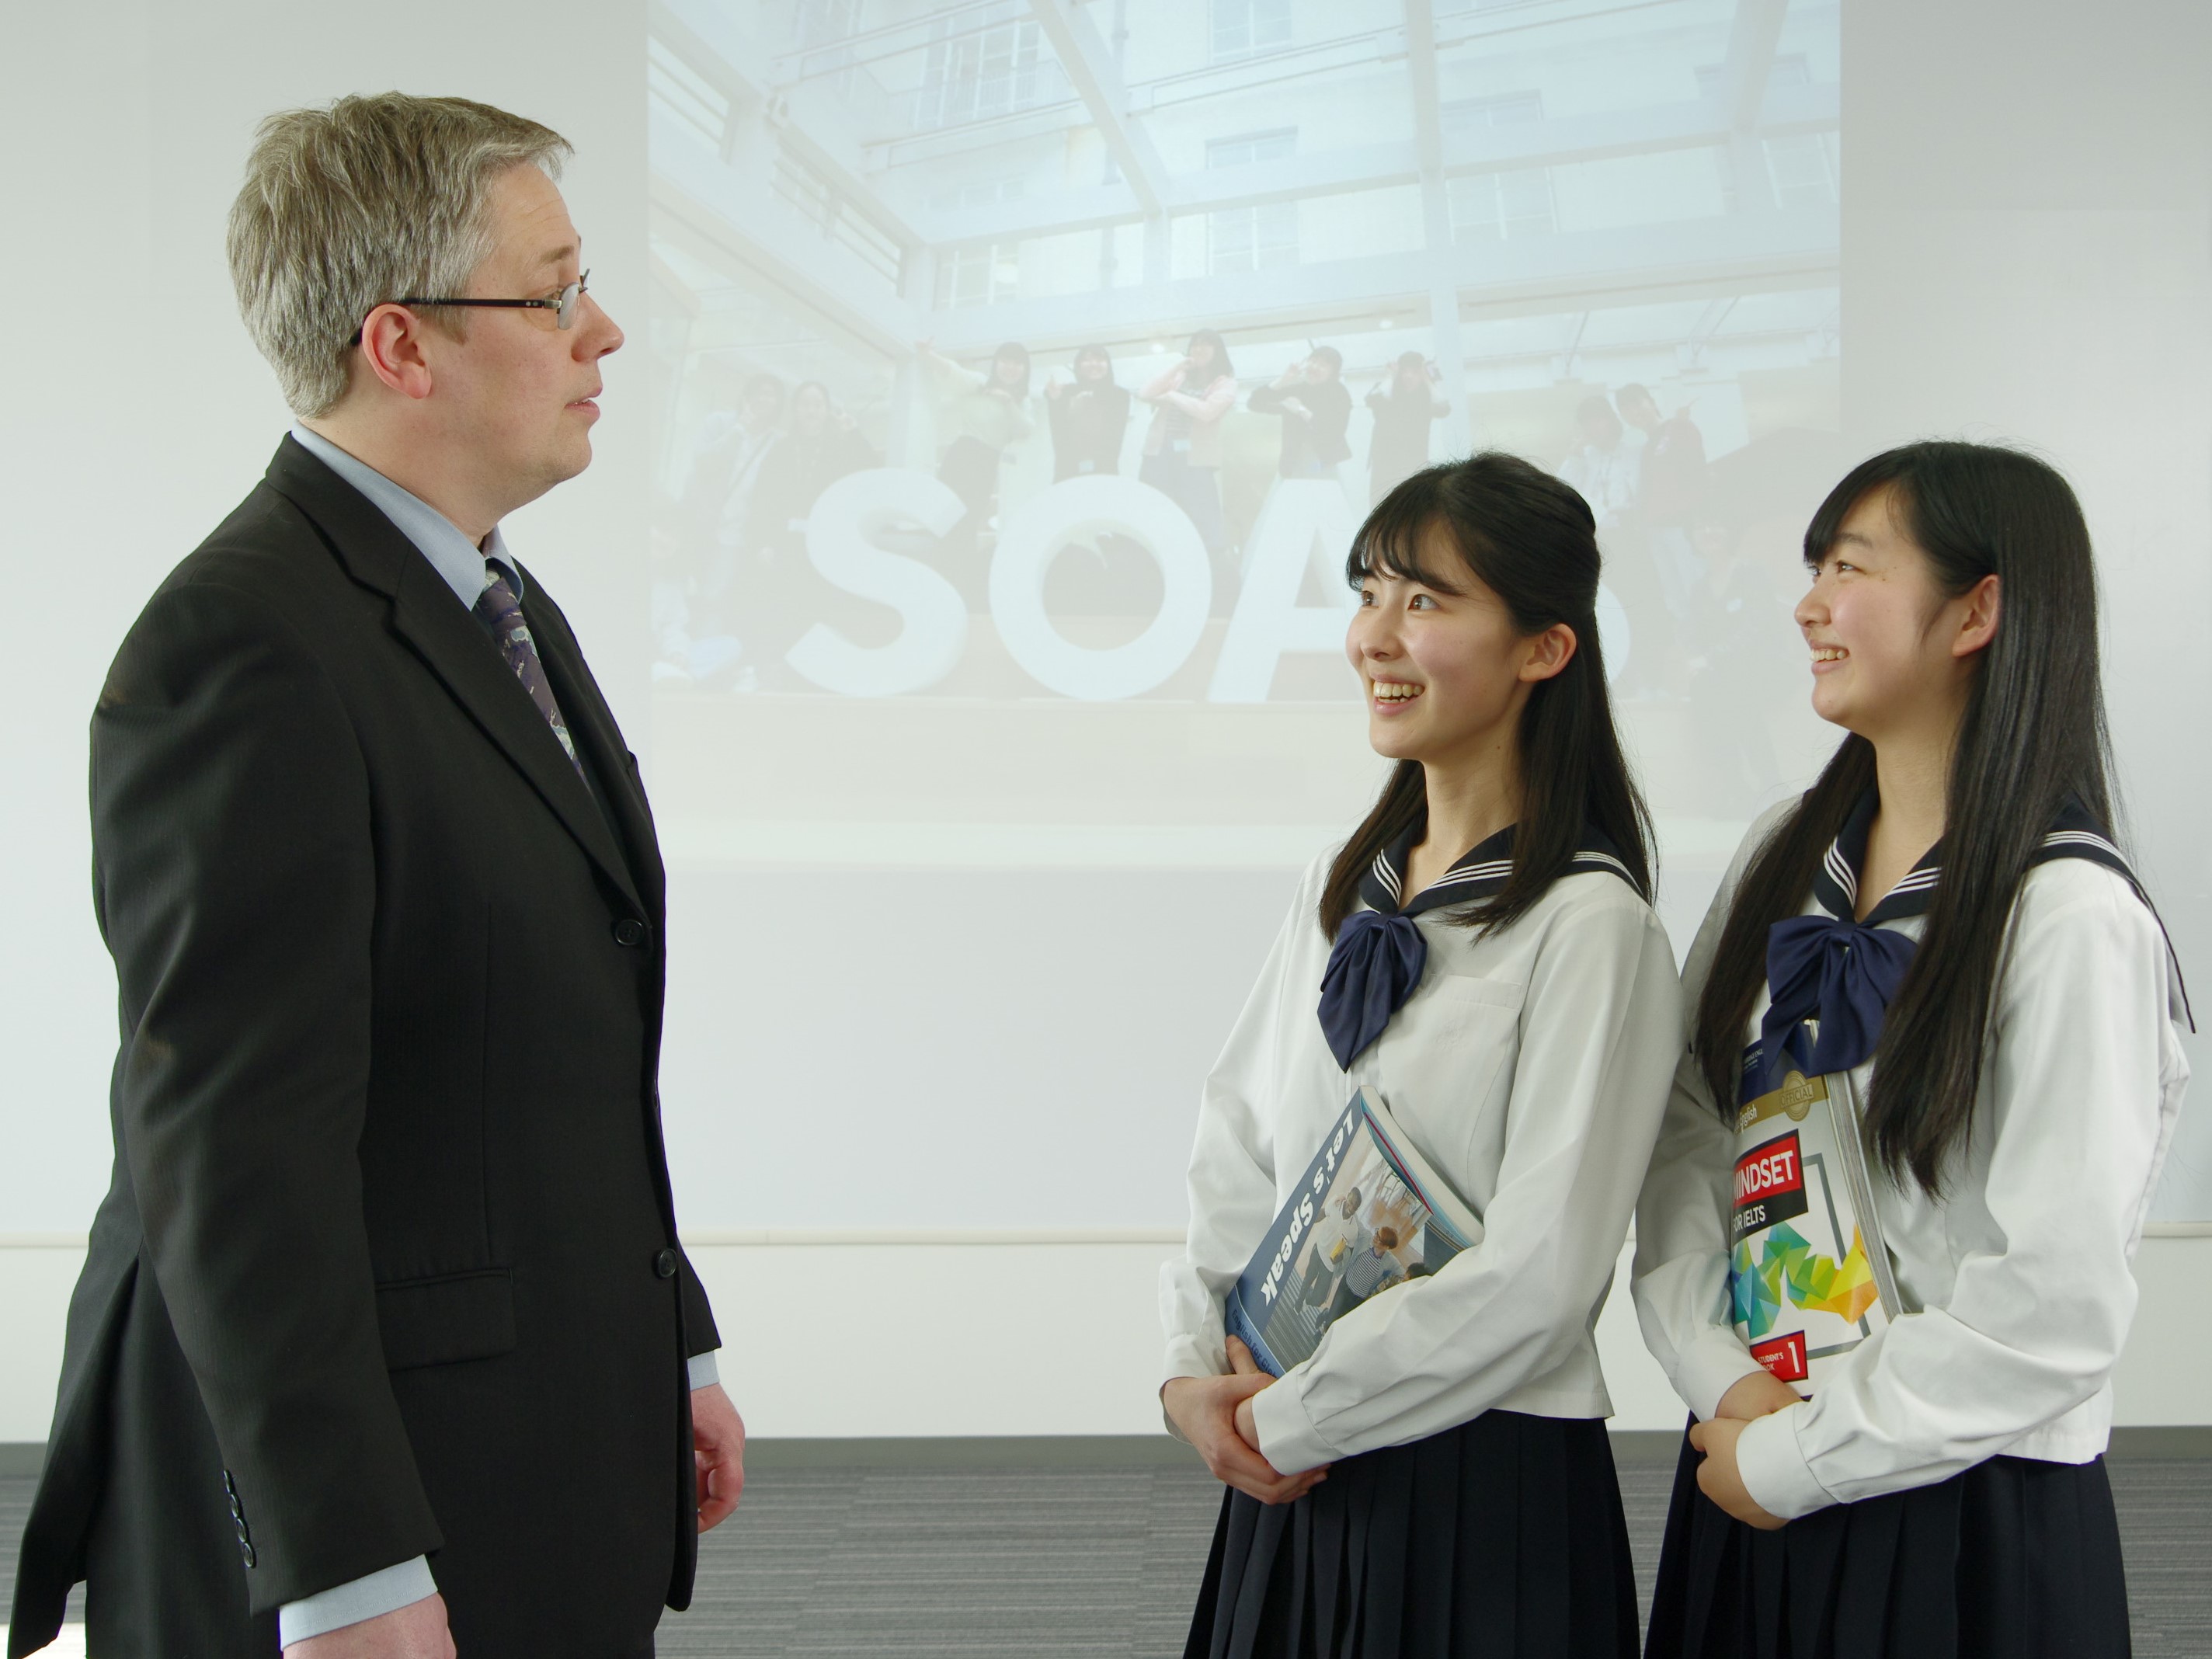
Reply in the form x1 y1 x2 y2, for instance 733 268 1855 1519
4 1456 2207 1655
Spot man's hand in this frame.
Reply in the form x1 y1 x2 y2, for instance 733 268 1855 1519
692 1382 746 1532
285 1593 454 1658
1687 1415 1786 1530
1161 1336 1327 1507
1714 1368 1801 1422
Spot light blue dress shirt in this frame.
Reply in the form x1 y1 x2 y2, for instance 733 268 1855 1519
276 426 719 1646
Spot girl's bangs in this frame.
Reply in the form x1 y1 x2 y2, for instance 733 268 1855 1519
1803 455 1913 569
1347 492 1466 594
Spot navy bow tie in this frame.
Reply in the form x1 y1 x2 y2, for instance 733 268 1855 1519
1756 913 1918 1092
1315 820 1639 1071
1318 909 1428 1069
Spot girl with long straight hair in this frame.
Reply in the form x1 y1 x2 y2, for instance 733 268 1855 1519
1163 453 1685 1658
1139 329 1240 560
1045 343 1132 480
1633 441 2189 1657
1365 351 1449 506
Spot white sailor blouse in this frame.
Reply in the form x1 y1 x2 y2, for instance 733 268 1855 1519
1633 794 2191 1522
1161 823 1683 1476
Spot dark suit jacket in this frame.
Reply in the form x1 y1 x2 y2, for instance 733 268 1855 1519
8 437 719 1659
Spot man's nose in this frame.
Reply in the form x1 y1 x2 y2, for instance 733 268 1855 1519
578 294 623 356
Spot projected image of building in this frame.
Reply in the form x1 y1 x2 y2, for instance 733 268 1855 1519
645 0 1840 863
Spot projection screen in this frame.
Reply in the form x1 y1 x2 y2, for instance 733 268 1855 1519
642 0 1845 1226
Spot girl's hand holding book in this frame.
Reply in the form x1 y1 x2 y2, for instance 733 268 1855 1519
1714 1369 1801 1421
1686 1417 1787 1530
1162 1336 1330 1506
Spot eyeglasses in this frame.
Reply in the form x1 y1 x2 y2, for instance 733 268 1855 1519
348 272 590 346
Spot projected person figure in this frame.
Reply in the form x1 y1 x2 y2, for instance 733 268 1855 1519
658 372 785 689
1617 381 1708 625
1247 345 1354 482
1365 351 1450 506
743 381 879 684
682 372 784 562
1560 391 1672 695
920 338 1035 602
1556 393 1636 523
1044 343 1132 481
1138 330 1239 566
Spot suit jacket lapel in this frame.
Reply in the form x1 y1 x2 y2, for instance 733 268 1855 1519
523 579 666 924
262 438 645 917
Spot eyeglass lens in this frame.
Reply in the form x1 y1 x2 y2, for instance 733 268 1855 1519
557 273 589 330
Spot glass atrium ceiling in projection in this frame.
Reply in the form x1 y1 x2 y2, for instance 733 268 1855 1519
645 0 1841 867
650 0 1836 353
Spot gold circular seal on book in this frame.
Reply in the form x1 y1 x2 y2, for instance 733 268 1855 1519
1780 1072 1818 1121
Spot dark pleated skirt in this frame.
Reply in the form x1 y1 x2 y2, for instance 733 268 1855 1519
1643 1421 2130 1659
1184 1411 1639 1659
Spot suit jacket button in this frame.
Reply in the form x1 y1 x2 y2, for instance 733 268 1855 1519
653 1248 678 1279
241 1540 257 1568
614 918 646 948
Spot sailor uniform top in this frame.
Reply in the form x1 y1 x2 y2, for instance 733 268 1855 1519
1633 795 2191 1522
1161 823 1683 1476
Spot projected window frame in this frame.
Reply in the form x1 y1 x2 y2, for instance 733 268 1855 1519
1210 0 1293 63
1205 129 1299 276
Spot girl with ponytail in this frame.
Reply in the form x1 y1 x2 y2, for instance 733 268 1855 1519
1161 452 1684 1657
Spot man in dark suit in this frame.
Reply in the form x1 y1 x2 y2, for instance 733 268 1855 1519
6 93 744 1659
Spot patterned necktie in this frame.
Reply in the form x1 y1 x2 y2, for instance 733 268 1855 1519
473 570 586 780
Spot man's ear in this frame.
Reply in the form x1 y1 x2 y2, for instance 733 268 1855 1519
1952 573 2001 659
355 304 438 402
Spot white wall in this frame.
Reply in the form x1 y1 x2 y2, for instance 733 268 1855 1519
4 0 2212 1448
5 1230 2208 1442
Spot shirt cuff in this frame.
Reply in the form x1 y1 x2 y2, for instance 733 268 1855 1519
1247 1372 1336 1476
687 1349 721 1390
1734 1403 1838 1522
1161 1334 1223 1393
1673 1327 1774 1422
278 1556 439 1647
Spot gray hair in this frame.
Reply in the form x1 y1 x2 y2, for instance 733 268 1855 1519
227 93 571 418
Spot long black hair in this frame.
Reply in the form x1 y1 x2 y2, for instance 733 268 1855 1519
1385 350 1429 402
1320 453 1654 939
1692 440 2116 1192
1187 329 1235 384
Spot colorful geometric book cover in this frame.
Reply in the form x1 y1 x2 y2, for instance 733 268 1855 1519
1727 1055 1903 1396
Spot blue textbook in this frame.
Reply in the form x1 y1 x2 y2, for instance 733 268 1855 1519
1225 1087 1485 1377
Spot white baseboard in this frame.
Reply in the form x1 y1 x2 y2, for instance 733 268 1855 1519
2 1231 2207 1444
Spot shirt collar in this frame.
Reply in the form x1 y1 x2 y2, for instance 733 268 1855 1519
289 423 518 612
1812 789 1942 926
1815 787 2159 933
1358 816 1636 920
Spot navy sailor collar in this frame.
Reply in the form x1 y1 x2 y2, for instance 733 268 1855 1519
1812 789 2148 927
1358 817 1638 920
